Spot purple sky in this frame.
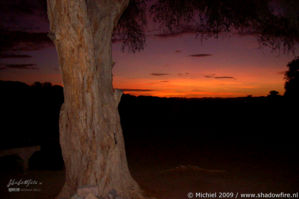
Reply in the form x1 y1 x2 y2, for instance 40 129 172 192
0 0 298 97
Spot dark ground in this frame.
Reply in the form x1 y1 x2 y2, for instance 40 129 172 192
0 80 298 199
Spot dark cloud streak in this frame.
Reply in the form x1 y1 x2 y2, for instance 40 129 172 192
2 64 38 70
189 54 212 57
0 0 47 16
215 76 235 79
204 74 235 79
0 53 32 58
151 73 169 76
0 31 52 52
0 0 49 63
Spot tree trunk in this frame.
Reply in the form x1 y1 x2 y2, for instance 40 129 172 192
47 0 143 198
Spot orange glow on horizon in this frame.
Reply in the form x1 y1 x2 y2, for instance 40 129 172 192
0 67 285 98
113 72 285 98
0 33 292 99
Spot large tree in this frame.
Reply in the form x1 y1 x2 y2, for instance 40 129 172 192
46 0 299 198
47 1 144 199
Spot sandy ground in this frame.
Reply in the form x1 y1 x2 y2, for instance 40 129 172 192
128 145 299 199
0 144 298 199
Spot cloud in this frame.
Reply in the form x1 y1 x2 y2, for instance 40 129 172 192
160 80 169 83
204 75 214 78
0 0 46 16
0 1 50 52
151 73 169 76
0 53 32 58
214 76 235 79
204 74 235 79
0 0 49 68
175 50 181 53
189 54 212 57
118 88 153 92
0 1 48 41
0 0 47 32
2 64 38 70
0 31 52 53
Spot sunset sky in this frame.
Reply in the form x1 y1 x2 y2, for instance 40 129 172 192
0 1 297 98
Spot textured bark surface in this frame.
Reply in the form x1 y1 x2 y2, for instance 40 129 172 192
47 1 143 199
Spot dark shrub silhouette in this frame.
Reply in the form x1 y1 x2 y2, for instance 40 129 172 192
267 90 280 100
268 90 279 97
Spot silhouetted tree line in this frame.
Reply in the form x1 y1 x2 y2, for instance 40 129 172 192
0 61 298 169
0 80 64 169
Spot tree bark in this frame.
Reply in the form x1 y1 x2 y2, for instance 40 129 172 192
47 0 143 198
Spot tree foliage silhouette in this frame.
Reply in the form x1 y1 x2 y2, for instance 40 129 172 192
116 0 299 53
284 57 299 99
